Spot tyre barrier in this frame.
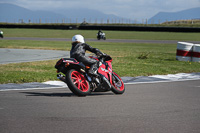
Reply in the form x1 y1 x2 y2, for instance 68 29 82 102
192 44 200 62
176 42 193 61
176 42 200 62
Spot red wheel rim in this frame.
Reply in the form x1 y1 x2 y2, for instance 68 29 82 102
71 71 89 92
113 72 124 91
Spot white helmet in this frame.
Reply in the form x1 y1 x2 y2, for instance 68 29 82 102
72 34 85 43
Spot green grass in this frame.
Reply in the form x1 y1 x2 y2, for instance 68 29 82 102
1 28 200 41
95 43 200 77
0 60 57 84
0 28 200 84
0 40 71 50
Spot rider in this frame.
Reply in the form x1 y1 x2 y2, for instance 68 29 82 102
70 34 104 76
97 30 103 38
0 30 3 38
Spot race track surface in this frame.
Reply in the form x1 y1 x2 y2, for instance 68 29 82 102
0 48 69 64
1 80 200 133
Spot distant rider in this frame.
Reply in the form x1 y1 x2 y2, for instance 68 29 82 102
97 30 103 39
0 30 3 38
70 34 104 76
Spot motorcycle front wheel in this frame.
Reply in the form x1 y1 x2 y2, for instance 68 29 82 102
111 72 125 94
66 69 91 96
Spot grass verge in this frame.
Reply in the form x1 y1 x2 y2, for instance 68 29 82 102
1 28 200 41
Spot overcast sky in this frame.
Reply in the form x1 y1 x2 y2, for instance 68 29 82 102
1 0 200 20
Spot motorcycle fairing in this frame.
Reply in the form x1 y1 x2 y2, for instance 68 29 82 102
55 58 78 69
89 56 99 61
98 60 113 85
62 58 79 64
55 58 85 73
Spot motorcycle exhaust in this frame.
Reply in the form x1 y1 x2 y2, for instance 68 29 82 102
57 74 66 82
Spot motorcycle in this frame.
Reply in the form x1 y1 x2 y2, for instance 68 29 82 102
0 30 3 38
97 32 106 40
55 54 125 96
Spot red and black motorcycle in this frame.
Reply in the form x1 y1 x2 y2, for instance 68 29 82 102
55 54 125 96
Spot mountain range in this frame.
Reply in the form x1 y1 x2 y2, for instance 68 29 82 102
148 7 200 24
0 3 200 24
0 3 126 23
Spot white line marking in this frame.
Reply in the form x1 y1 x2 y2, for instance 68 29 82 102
1 73 200 91
124 78 200 85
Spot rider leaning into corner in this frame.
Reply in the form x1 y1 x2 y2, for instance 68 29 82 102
97 30 103 37
70 34 104 76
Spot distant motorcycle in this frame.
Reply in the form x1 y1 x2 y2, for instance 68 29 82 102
97 32 106 40
0 31 3 38
55 53 125 96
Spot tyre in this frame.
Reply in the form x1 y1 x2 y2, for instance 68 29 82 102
111 72 125 94
66 69 90 96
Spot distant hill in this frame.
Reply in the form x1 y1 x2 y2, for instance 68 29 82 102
0 3 126 23
148 7 200 24
0 3 66 23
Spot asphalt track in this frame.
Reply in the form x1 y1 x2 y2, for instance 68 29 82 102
0 48 69 64
1 80 200 133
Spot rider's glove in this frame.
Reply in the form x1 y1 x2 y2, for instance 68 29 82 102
96 52 103 57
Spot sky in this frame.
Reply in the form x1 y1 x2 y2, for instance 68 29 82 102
1 0 200 20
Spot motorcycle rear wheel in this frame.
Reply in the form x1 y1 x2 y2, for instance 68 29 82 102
111 72 125 94
66 69 91 96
